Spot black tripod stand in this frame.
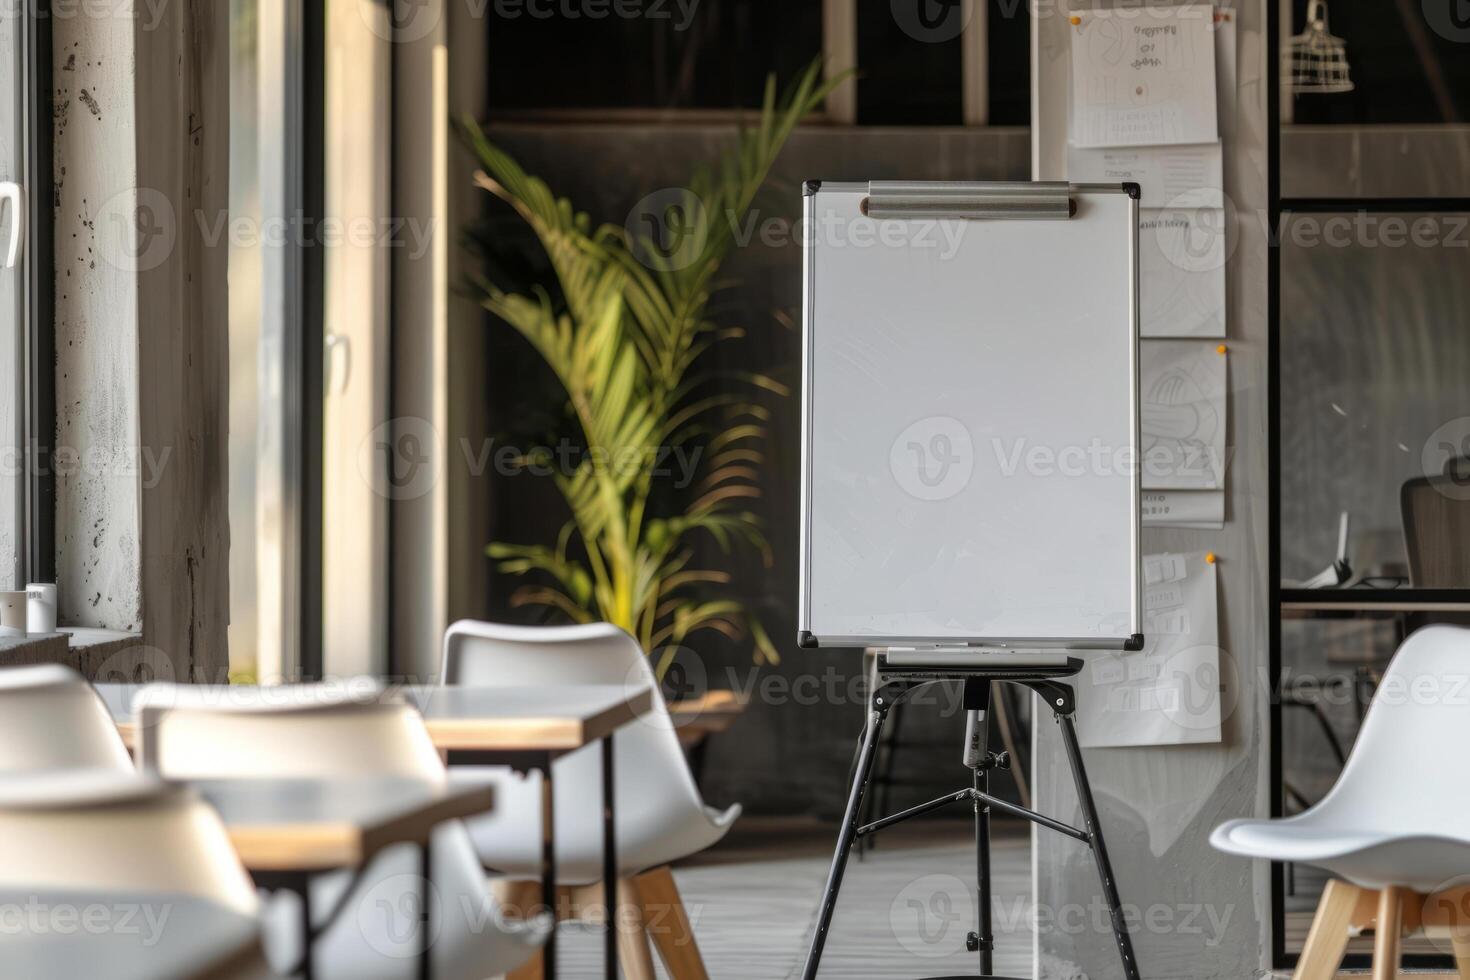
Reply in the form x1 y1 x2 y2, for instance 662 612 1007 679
801 655 1141 980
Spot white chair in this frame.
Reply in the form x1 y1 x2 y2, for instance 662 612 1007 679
1212 624 1470 978
442 620 739 980
0 664 132 772
135 682 550 980
0 770 269 979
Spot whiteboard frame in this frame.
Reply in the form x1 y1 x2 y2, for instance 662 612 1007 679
797 181 1143 651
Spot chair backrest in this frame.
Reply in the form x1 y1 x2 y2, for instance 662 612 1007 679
0 665 133 773
1402 473 1470 587
0 772 259 915
131 682 514 974
134 683 443 780
440 621 711 815
1314 624 1470 834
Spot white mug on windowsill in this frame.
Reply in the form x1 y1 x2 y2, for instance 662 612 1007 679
0 592 25 638
27 584 57 635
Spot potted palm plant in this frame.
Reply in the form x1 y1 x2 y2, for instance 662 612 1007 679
462 61 839 679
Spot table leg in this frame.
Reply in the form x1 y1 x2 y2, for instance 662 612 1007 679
419 841 433 980
294 876 315 980
539 754 559 980
601 736 617 980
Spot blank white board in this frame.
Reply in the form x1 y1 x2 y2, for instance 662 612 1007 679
798 181 1142 649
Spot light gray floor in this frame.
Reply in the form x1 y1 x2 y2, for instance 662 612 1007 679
553 816 1033 979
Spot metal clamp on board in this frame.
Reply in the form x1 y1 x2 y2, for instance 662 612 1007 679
861 180 1075 220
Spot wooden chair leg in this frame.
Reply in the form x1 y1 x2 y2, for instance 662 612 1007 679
634 865 711 980
1373 886 1406 980
1451 930 1470 980
616 877 658 980
1297 879 1366 980
496 880 549 980
1423 886 1470 980
506 954 544 980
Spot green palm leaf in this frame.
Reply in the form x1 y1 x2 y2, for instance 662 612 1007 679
469 58 847 678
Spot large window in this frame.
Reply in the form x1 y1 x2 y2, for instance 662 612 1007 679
1 1 48 595
486 0 1030 125
1286 0 1470 125
1272 2 1470 970
0 1 24 591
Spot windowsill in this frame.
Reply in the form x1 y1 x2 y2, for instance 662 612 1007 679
0 627 146 679
0 632 71 664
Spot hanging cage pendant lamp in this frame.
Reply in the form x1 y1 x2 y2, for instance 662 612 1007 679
1286 0 1354 94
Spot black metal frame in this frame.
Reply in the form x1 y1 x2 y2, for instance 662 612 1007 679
1268 3 1470 969
25 0 54 584
802 657 1140 980
298 0 327 680
257 851 434 980
449 737 621 980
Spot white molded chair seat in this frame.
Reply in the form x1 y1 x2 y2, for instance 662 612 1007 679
1212 624 1470 893
456 763 738 883
135 682 550 980
441 621 741 885
0 770 260 915
0 772 271 979
0 664 132 772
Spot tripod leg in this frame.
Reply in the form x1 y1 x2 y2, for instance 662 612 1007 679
1058 713 1141 980
802 701 890 980
964 680 995 976
974 765 994 976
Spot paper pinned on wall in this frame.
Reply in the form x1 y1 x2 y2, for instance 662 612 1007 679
1067 142 1223 209
1068 4 1219 148
1142 490 1225 529
1078 551 1222 748
1141 340 1227 489
1140 207 1227 338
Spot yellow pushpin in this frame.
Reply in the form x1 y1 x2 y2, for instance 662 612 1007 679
1069 14 1081 24
1205 552 1217 564
1216 343 1227 355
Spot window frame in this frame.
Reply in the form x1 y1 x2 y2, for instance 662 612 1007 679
26 0 54 586
1 0 53 593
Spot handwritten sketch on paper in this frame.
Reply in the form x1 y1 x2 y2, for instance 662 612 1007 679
1142 489 1225 529
1079 552 1222 748
1068 143 1223 210
1140 208 1227 338
1141 340 1226 489
1068 4 1219 148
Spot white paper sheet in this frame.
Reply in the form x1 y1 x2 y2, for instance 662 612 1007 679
1068 4 1219 148
1068 142 1223 209
1140 207 1227 337
1142 489 1225 528
1141 340 1227 489
1078 552 1222 747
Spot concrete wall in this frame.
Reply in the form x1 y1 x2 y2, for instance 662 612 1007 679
53 5 142 632
1031 2 1271 977
391 0 496 682
53 2 230 680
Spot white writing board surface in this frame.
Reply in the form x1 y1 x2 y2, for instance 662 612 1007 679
799 182 1142 648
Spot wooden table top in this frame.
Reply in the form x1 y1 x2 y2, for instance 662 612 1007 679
668 689 749 737
187 776 494 872
0 887 262 980
98 683 656 753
